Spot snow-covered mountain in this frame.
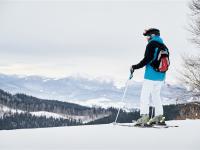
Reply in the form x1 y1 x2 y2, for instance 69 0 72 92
0 120 200 150
0 74 189 108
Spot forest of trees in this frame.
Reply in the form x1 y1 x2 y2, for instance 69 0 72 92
1 88 200 130
0 89 110 130
87 102 200 125
0 89 110 118
0 112 82 130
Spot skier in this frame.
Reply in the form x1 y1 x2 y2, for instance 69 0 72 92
130 28 170 126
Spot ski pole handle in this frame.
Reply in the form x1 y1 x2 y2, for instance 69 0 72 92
129 73 133 80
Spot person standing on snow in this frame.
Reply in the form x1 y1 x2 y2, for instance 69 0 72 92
130 28 170 126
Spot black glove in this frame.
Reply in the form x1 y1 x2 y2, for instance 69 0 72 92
130 65 135 74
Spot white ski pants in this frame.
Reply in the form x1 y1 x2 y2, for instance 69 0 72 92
140 79 164 116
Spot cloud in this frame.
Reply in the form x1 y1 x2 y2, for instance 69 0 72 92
0 0 196 83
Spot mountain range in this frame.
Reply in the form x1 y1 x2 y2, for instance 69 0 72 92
0 73 190 108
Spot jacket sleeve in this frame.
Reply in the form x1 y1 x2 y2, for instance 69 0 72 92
132 42 156 69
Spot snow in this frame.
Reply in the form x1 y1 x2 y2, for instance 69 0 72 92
0 104 67 119
30 111 104 123
70 98 139 111
0 73 189 109
30 111 67 119
0 104 24 114
0 119 200 150
0 104 108 122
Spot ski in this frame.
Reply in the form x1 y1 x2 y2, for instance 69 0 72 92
151 124 179 129
114 123 178 128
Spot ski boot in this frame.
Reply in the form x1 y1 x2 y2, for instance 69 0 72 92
134 114 150 127
147 115 166 126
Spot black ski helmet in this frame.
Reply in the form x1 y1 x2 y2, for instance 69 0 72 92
143 28 160 36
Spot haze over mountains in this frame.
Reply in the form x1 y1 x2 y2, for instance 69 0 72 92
0 74 189 108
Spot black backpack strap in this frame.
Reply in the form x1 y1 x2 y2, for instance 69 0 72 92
152 41 167 49
151 41 169 55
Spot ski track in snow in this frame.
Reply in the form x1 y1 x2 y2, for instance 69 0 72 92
0 120 200 150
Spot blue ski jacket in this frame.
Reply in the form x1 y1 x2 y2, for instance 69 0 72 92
132 36 168 81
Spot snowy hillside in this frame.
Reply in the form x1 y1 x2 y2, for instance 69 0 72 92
0 119 199 150
0 74 189 108
0 104 67 119
0 103 108 124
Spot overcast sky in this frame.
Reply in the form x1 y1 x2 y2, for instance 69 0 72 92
0 0 198 83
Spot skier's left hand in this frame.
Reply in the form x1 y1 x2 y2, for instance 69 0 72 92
129 65 134 80
130 65 135 74
129 73 133 80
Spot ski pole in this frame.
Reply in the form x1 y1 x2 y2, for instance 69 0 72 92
114 74 132 124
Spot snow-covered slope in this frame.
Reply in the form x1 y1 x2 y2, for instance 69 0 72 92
0 104 105 123
0 119 199 150
0 74 189 108
0 104 24 114
0 104 67 119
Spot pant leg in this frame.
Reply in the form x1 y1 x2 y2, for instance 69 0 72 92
151 81 163 116
140 79 153 115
